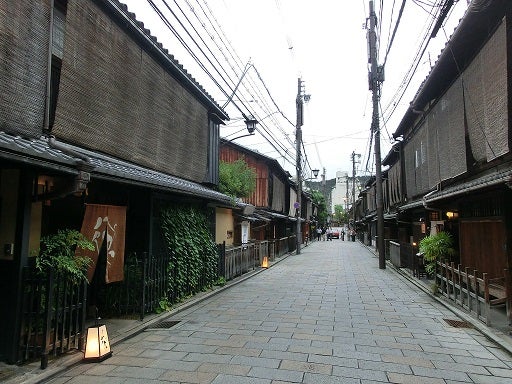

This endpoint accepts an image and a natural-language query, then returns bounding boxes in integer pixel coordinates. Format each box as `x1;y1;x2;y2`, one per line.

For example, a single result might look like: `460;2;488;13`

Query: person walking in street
316;226;322;241
326;227;332;241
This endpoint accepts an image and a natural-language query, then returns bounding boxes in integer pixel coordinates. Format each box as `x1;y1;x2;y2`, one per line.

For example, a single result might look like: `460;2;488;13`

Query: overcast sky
121;0;468;180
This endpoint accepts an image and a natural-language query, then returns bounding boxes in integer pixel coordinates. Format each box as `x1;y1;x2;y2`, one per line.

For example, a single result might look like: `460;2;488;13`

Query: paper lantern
84;322;112;362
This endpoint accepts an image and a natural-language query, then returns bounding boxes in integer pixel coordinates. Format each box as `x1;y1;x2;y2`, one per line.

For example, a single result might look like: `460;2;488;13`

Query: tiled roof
0;131;231;204
423;169;512;204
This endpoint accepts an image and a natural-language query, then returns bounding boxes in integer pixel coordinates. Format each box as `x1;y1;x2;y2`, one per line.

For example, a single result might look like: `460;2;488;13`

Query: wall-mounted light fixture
245;118;257;134
303;169;319;181
227;116;258;142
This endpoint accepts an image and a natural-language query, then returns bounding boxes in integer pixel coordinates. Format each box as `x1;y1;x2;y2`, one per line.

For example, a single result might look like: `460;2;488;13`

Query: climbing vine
160;204;218;303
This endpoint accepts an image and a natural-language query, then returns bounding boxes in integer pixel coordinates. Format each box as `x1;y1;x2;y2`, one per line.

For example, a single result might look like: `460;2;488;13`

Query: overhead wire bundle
138;0;312;174
360;0;463;176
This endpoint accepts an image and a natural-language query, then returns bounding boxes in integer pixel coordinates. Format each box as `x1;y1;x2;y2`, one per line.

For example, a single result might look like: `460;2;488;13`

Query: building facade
0;0;231;364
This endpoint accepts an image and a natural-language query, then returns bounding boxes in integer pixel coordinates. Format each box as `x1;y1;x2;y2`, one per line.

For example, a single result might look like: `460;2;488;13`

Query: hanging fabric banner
79;204;127;283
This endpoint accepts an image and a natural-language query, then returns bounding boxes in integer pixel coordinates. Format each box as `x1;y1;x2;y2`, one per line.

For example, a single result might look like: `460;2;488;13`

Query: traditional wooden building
374;0;512;279
220;139;309;244
0;0;231;364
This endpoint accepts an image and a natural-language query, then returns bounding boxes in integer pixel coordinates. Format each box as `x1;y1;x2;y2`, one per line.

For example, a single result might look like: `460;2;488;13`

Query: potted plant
419;231;455;277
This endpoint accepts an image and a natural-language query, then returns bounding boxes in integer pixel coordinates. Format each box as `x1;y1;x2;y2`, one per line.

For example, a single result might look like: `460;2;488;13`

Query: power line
139;0;315;172
381;0;443;124
382;0;407;68
188;0;300;160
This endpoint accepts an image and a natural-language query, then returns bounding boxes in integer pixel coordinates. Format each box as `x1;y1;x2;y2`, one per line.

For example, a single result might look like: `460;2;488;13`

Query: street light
227;116;258;142
245;117;257;134
221;60;259;142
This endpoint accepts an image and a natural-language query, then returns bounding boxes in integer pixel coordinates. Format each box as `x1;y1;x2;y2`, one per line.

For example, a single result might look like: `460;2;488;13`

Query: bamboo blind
0;0;50;137
465;19;508;163
52;1;209;182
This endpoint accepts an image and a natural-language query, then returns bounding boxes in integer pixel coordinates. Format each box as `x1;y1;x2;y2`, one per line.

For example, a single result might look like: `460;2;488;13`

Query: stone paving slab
5;240;512;383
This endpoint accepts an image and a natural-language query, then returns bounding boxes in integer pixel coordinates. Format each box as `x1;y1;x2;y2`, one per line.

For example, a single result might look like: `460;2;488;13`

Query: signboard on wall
241;221;249;244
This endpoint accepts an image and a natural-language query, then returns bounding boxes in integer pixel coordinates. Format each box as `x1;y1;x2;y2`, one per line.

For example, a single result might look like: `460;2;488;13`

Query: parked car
330;227;341;239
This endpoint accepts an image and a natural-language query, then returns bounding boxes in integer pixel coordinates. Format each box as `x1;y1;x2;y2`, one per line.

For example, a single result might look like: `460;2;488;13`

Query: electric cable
382;0;407;69
141;0;315;173
382;0;442;124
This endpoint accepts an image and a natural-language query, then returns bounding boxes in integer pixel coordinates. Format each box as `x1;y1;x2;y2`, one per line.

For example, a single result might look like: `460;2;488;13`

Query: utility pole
295;78;304;254
368;0;385;269
351;151;360;230
321;167;326;207
345;177;349;212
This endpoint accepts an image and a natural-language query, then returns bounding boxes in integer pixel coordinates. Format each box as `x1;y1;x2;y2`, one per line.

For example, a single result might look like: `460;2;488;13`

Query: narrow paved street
47;241;512;383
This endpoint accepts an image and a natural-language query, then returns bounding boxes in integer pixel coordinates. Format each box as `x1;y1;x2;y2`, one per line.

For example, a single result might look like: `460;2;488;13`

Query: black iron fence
99;252;170;320
19;265;87;368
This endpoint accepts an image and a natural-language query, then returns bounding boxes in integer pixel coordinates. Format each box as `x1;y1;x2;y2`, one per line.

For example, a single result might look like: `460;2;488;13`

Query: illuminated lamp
262;256;269;268
446;211;454;219
84;316;112;362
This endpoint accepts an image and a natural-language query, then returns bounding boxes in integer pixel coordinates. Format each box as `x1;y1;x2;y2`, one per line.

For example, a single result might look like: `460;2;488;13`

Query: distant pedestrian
341;229;345;241
326;227;332;241
316;227;322;241
321;226;326;241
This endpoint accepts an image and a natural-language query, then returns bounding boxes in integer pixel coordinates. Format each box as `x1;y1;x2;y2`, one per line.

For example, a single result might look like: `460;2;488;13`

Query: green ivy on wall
161;204;218;303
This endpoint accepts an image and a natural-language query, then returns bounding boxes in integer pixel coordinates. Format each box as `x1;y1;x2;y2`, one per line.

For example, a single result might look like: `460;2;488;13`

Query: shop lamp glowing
262;256;269;268
84;317;112;362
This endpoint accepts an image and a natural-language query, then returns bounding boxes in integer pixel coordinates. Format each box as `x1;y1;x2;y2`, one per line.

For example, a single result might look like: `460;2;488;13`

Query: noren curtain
79;204;127;284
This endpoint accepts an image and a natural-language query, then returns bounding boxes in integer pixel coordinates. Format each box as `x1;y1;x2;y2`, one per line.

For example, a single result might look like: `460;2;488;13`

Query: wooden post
439;262;445;296
451;262;457;303
483;272;491;325
445;262;451;300
505;269;511;326
465;267;471;311
474;270;480;320
457;264;462;306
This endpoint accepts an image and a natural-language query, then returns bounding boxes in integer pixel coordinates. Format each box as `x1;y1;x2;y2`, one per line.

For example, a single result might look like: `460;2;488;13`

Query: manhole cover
444;318;473;328
148;320;180;329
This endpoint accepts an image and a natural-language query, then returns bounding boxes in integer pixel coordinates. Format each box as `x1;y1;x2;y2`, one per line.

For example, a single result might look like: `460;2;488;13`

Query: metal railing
100;252;174;320
19;265;87;368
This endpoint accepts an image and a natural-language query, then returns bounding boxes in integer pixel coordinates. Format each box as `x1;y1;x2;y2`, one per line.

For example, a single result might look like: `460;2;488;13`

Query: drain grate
444;318;473;328
149;320;181;329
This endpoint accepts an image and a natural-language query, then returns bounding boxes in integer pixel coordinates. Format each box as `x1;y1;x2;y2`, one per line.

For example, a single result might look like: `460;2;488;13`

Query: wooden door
460;219;507;278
